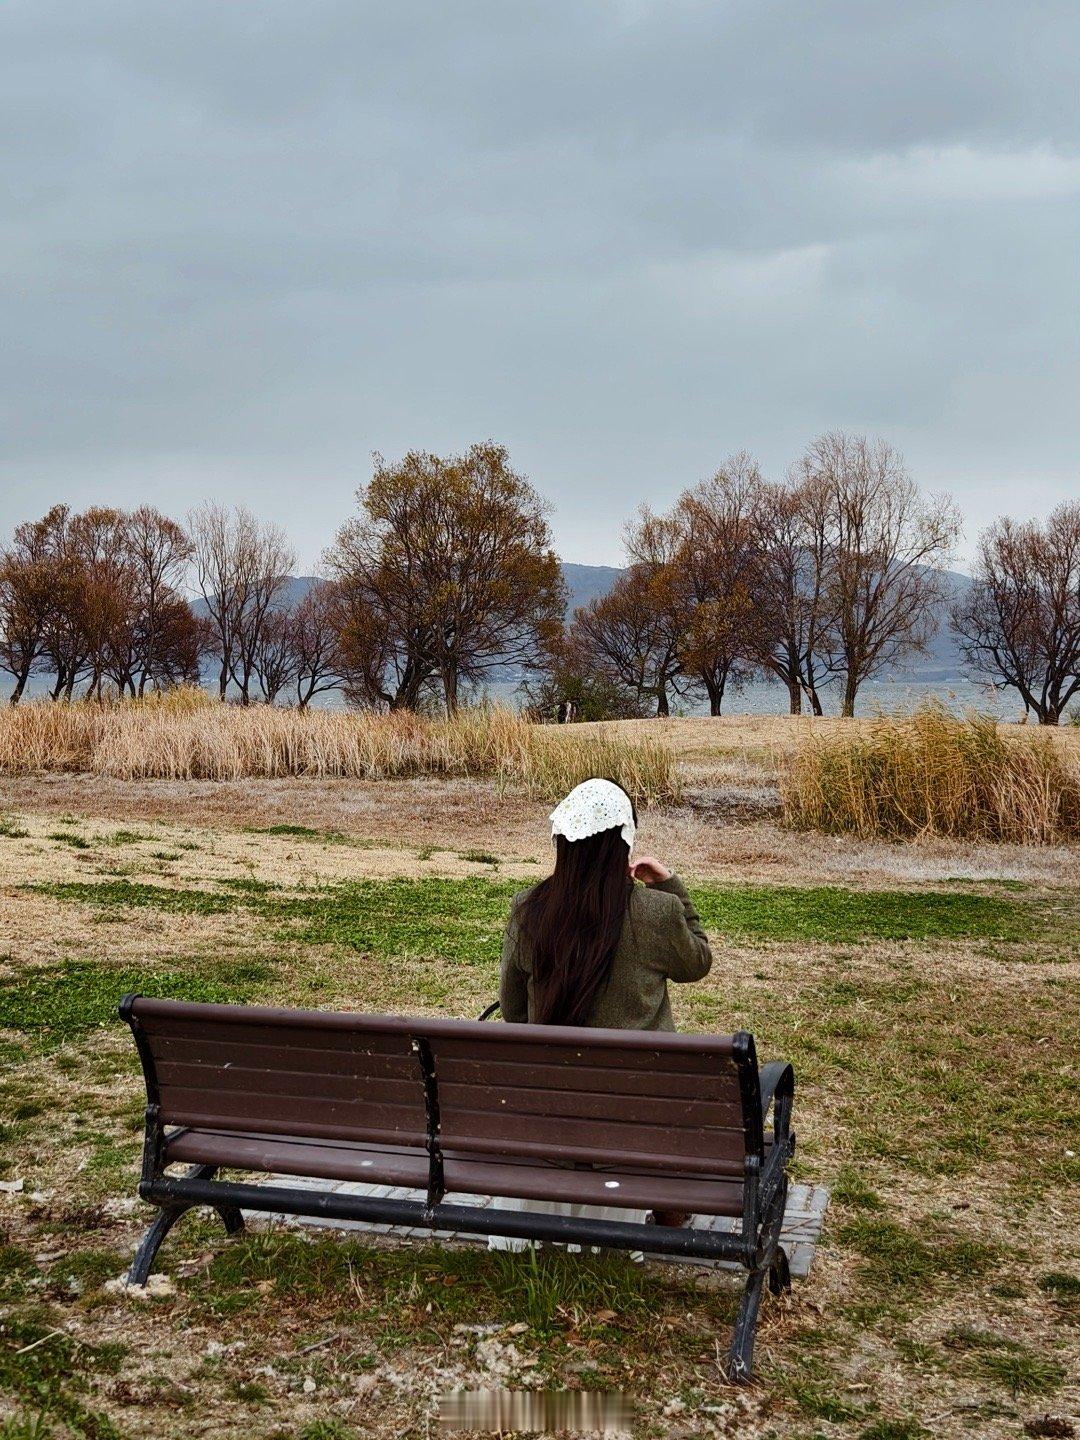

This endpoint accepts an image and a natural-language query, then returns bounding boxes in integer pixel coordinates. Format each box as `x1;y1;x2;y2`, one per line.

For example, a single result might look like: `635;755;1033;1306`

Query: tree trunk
787;678;802;715
842;673;858;717
655;686;669;717
217;662;229;701
443;664;459;713
9;663;31;705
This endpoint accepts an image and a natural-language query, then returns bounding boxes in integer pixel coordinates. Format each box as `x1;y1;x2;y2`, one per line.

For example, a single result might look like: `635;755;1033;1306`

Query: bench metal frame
120;994;795;1381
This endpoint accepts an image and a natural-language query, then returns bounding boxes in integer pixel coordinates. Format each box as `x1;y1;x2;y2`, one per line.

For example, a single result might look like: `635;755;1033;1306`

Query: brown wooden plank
132;999;742;1058
429;1035;733;1075
442;1157;744;1217
158;1086;424;1137
156;1061;422;1109
438;1081;741;1129
141;1016;414;1057
166;1130;429;1188
163;1130;745;1217
416;1014;739;1058
438;1107;745;1164
436;1056;738;1102
429;1130;744;1177
150;1036;419;1081
158;1110;427;1147
134;998;416;1039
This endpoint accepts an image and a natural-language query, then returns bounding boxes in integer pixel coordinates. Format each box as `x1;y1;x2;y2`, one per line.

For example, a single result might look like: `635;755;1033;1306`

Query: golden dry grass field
0;713;1077;1440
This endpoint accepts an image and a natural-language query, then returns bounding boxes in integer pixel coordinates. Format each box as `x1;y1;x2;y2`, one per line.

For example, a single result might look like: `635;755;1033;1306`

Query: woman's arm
498;908;530;1022
649;873;713;982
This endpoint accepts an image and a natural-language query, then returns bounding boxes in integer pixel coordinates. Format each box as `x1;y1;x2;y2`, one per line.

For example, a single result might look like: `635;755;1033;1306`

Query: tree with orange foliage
0;506;70;703
330;444;564;712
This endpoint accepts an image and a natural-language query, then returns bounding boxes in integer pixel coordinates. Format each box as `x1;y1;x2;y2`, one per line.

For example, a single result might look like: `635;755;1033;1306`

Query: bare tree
252;611;300;704
291;581;344;708
191;503;238;700
3;504;206;703
190;504;295;703
63;507;145;698
953;501;1080;724
572;566;684;716
36;506;104;701
751;469;836;714
125;508;194;695
229;518;296;705
148;595;211;689
805;433;960;716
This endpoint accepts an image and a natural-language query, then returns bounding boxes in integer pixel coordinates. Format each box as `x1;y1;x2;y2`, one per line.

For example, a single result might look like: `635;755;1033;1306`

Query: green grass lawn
0;870;1076;1438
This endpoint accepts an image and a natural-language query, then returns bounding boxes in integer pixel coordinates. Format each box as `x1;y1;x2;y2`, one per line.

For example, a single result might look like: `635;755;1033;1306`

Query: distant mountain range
257;562;973;681
236;564;625;621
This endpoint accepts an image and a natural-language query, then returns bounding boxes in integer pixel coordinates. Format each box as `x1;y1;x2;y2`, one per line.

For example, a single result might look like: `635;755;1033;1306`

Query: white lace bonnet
549;778;636;852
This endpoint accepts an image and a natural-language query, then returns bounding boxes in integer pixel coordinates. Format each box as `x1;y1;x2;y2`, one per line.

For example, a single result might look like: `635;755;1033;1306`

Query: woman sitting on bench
494;777;713;1240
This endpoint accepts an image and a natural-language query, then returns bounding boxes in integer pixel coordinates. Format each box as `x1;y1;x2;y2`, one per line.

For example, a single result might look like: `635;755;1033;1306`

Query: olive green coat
498;874;712;1032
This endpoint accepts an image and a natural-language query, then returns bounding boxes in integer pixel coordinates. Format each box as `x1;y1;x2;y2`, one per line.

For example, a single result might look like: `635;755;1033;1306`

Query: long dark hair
517;817;635;1026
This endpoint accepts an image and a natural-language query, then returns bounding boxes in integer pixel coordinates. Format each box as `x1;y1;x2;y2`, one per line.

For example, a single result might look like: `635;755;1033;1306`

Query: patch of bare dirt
3;774;1078;888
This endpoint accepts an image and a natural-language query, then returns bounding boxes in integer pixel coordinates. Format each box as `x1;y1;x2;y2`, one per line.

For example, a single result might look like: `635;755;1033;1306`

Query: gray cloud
2;0;1077;567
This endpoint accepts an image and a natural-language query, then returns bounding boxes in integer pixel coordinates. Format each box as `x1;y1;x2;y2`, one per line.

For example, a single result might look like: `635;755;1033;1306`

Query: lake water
482;676;1029;720
12;672;1037;720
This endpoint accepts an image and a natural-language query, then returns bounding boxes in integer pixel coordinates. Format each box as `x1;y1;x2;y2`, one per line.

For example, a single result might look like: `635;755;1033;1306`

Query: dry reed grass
0;693;680;804
781;703;1080;844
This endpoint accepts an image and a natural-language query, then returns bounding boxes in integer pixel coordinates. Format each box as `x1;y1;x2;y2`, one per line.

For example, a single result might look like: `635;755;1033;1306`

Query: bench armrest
759;1060;794;1143
477;1001;501;1022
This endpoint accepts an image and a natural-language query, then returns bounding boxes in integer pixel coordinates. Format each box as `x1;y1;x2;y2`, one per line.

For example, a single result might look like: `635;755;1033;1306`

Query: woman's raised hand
629;855;672;885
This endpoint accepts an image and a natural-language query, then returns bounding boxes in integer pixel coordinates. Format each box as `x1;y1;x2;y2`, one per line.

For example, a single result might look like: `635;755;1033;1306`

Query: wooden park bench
118;995;795;1380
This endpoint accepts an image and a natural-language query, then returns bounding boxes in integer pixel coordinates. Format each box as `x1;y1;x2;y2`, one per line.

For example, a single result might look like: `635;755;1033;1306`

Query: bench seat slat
167;1130;430;1189
164;1129;745;1217
444;1157;744;1217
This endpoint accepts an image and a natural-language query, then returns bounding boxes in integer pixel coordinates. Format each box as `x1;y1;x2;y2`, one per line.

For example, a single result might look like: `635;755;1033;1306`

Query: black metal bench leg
729;1263;768;1382
728;1172;790;1382
215;1202;245;1236
127;1164;243;1285
728;1239;792;1381
128;1204;187;1286
769;1246;791;1297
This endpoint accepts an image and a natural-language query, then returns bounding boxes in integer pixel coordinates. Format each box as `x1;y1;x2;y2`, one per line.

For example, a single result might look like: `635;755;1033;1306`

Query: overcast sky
2;1;1077;570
